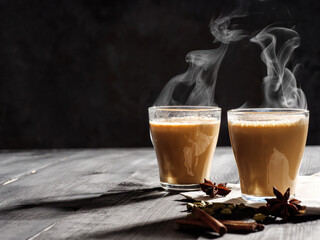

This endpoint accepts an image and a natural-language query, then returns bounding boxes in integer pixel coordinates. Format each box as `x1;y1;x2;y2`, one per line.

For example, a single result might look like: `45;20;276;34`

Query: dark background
0;0;319;149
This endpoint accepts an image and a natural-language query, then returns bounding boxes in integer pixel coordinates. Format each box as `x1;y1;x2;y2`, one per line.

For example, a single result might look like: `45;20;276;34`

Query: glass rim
148;105;221;112
227;108;309;115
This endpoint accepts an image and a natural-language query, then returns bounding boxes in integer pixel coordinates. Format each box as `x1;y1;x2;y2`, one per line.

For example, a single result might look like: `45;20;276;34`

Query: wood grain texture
0;147;319;240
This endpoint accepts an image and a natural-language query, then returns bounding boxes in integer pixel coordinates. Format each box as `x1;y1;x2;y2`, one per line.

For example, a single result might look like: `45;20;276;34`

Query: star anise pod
200;179;231;198
257;187;303;221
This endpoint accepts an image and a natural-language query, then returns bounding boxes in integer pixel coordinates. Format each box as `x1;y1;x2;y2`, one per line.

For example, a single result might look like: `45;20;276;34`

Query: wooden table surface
1;147;320;240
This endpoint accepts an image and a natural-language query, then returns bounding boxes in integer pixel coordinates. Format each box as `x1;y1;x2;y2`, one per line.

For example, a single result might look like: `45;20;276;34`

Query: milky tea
228;109;309;199
149;107;221;191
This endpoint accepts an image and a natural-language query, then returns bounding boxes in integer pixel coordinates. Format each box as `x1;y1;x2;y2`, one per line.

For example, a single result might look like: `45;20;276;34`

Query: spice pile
176;179;306;236
177;202;264;236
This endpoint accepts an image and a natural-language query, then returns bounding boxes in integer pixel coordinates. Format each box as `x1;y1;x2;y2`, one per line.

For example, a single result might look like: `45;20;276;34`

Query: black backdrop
0;0;319;149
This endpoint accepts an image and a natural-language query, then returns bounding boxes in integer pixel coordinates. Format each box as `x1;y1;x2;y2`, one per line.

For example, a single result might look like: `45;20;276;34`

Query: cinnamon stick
221;220;264;232
192;207;227;236
176;218;264;233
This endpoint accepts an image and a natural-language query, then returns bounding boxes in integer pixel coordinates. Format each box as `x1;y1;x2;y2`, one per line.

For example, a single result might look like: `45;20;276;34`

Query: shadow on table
0;186;178;219
75;217;220;240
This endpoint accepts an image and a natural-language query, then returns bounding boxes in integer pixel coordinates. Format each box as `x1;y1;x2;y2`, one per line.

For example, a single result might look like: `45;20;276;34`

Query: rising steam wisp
154;9;247;106
251;27;307;109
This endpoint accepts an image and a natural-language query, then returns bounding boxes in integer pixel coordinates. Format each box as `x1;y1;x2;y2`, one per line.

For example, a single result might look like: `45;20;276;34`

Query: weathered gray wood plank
0;149;154;205
0;149;156;239
299;146;320;175
26;163;190;240
0;150;107;185
211;147;239;183
0;147;319;240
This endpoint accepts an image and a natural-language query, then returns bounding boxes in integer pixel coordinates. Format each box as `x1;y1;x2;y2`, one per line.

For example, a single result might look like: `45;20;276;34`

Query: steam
154;4;307;110
250;27;307;109
154;10;247;106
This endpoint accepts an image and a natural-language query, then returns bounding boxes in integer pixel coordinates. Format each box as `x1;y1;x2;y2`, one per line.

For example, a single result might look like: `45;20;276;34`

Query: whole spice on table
200;179;231;198
177;218;264;233
256;187;304;221
192;207;227;236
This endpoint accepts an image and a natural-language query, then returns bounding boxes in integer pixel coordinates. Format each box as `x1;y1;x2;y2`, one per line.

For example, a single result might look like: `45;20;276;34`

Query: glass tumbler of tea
228;108;309;201
148;106;221;191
